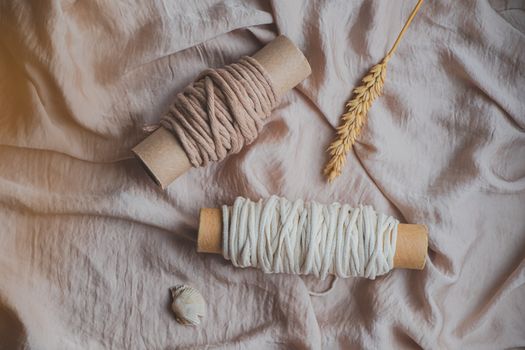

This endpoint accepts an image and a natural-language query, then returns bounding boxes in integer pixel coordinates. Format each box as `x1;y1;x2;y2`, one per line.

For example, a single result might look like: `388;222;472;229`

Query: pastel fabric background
1;0;524;348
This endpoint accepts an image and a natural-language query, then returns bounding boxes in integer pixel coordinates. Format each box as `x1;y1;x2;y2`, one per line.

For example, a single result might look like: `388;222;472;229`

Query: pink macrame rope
161;56;277;167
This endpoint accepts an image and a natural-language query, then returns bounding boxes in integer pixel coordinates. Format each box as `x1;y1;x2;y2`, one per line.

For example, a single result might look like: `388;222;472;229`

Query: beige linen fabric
0;0;524;349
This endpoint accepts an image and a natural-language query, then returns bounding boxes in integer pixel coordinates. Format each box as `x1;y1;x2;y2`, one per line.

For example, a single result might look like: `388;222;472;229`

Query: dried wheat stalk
324;0;423;182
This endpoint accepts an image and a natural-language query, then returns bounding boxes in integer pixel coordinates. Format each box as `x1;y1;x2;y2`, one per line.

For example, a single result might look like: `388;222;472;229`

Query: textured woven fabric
0;0;524;349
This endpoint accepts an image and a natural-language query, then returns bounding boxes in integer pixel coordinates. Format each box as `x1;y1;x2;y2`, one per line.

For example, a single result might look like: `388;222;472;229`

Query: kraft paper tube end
197;208;223;254
132;127;192;189
252;35;311;97
393;224;428;270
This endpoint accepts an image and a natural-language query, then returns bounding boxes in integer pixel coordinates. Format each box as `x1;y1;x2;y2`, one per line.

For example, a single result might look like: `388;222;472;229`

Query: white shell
170;285;206;326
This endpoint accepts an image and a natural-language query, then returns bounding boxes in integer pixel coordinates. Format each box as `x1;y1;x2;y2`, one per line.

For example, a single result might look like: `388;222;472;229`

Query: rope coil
161;56;277;167
222;196;399;280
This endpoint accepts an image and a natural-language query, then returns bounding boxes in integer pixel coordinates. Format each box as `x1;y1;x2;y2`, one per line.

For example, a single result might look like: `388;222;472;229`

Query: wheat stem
386;0;424;61
324;0;423;182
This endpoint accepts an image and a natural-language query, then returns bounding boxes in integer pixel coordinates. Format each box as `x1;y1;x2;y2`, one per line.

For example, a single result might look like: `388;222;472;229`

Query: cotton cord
222;196;399;280
160;56;277;167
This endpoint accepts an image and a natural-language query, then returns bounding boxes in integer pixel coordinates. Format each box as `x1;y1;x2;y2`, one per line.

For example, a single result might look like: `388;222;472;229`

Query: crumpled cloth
0;0;524;349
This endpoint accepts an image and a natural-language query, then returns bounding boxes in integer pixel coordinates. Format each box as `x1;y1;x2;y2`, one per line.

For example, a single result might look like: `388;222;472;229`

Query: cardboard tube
197;208;428;270
132;127;191;187
132;35;311;189
251;35;312;98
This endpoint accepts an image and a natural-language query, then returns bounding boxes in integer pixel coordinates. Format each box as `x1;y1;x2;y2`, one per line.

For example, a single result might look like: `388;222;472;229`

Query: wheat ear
324;0;423;182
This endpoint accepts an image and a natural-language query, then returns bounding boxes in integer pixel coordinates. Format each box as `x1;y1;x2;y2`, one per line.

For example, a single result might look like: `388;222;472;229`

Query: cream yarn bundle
222;196;399;280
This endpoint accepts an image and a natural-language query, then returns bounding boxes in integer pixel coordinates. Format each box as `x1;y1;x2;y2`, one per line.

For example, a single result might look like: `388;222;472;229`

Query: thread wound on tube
161;57;277;168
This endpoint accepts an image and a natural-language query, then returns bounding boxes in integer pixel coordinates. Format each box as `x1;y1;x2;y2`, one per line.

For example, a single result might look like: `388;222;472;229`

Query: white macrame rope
222;196;399;280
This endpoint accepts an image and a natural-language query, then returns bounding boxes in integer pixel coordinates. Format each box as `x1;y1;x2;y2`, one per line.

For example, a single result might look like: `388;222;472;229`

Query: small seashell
170;285;206;326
